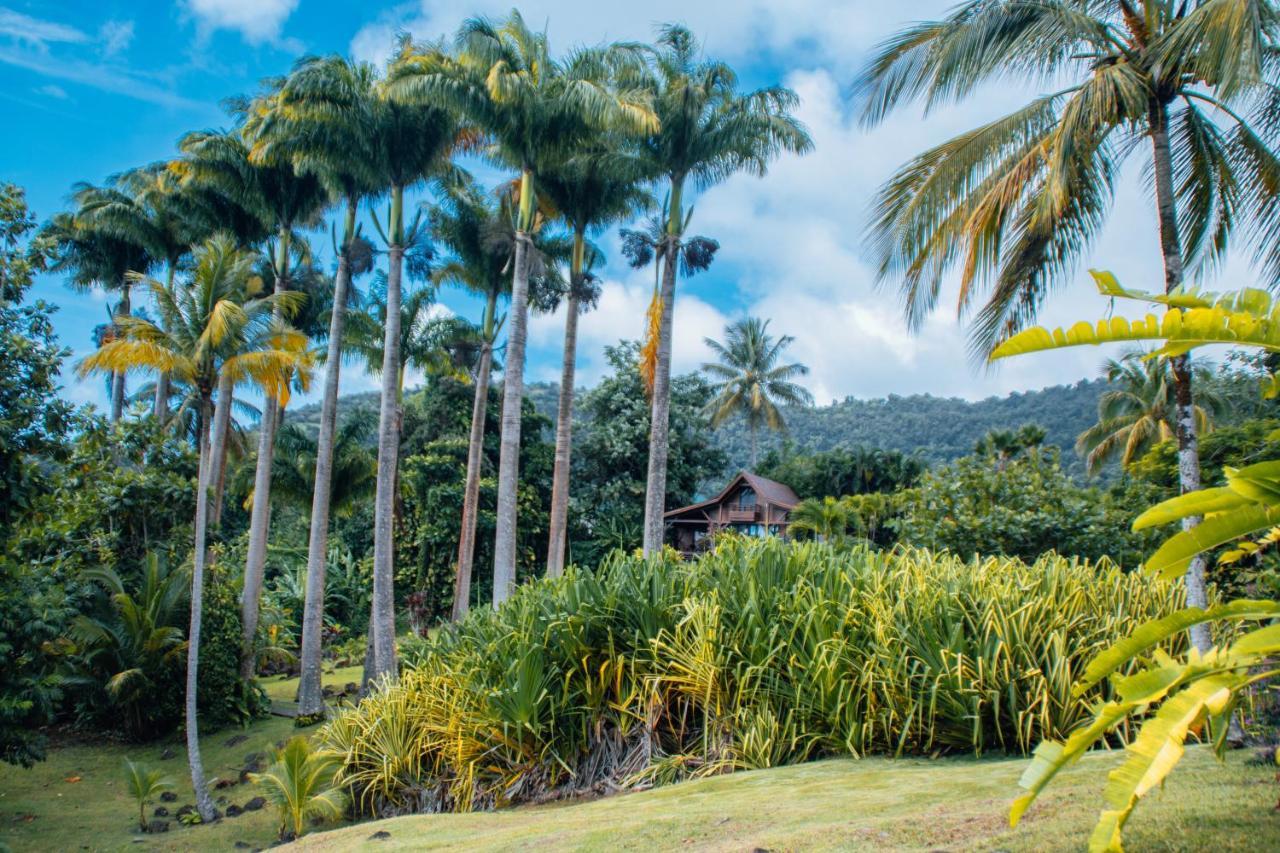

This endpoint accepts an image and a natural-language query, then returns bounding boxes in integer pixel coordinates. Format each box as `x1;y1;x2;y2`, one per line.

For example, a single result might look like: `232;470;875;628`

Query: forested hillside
291;378;1108;476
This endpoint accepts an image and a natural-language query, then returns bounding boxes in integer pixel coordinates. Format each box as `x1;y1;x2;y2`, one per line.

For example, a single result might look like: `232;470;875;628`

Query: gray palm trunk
1149;97;1210;654
369;243;405;679
296;246;354;717
154;264;176;423
452;290;497;621
186;391;221;822
492;233;533;605
208;369;234;526
642;242;677;556
545;289;580;577
110;282;131;423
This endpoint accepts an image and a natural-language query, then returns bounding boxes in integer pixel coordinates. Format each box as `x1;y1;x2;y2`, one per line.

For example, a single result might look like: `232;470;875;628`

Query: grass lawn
0;665;363;853
293;746;1279;853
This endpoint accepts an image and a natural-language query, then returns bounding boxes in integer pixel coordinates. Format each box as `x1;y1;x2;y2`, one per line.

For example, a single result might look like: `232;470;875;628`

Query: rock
153;807;169;818
215;778;236;789
344;682;359;696
159;748;176;761
242;797;266;812
223;733;248;748
159;791;178;803
145;820;170;834
226;804;243;818
234;843;252;849
321;686;335;698
244;751;266;765
368;830;392;840
175;805;195;820
216;796;228;806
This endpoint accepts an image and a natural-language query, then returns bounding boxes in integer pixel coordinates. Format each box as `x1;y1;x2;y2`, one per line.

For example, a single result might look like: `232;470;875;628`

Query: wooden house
664;471;800;556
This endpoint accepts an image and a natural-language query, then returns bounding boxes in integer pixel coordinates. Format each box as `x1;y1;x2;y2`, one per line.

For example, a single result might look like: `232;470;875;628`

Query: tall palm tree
387;12;656;605
259;410;377;517
1078;350;1221;475
701;317;814;467
176;120;330;680
537;148;651;576
859;1;1280;650
636;24;812;556
78;236;310;823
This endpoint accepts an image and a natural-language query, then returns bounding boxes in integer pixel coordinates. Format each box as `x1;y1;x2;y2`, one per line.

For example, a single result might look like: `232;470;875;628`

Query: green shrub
196;568;267;730
323;538;1184;816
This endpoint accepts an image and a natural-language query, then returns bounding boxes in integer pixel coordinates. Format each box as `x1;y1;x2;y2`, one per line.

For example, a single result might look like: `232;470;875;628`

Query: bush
196;567;267;730
323;538;1184;816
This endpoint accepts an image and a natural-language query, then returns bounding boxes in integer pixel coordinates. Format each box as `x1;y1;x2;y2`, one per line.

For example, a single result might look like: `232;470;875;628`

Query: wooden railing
725;508;757;523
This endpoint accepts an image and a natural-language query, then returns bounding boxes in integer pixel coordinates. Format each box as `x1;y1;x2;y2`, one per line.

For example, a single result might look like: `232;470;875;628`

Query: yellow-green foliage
249;735;346;840
323;539;1183;817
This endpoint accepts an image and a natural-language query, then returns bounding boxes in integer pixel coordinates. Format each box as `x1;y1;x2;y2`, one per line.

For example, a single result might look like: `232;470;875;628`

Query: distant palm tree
79;236;311;823
636;24;812;556
1078;351;1220;475
788;496;851;543
388;12;657;605
702;317;814;467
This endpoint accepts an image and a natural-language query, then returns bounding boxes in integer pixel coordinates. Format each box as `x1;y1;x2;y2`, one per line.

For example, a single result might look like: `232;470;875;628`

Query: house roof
664;471;800;519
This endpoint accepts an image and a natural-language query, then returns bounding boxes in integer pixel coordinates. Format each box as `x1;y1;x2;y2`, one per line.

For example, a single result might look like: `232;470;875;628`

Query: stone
344;682;359;696
215;778;236;789
368;830;392;840
153;807;169;818
159;748;176;761
242;797;266;812
223;733;248;748
145;820;170;834
159;792;177;803
225;804;243;818
175;805;195;820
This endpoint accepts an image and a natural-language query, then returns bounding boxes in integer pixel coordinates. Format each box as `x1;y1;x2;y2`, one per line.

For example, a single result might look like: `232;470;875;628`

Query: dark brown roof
664;471;800;519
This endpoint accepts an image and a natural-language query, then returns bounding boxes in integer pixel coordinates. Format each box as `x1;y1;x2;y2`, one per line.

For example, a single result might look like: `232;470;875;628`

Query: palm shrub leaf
250;735;346;840
123;759;174;831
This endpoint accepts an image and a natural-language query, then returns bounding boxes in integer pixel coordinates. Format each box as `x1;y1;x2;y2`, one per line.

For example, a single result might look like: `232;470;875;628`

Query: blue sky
3;1;1248;413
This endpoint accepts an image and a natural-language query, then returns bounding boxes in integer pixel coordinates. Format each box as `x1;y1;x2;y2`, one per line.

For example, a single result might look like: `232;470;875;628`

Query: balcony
725;508;757;523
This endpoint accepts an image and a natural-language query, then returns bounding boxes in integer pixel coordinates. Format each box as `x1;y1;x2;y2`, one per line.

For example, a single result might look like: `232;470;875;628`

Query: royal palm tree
1078;350;1220;475
859;1;1280;648
701;317;813;467
636;24;812;556
537;148;651;576
387;12;656;605
78;236;310;823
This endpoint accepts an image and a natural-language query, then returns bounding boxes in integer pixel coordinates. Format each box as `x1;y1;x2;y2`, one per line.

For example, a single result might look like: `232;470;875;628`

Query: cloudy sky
2;1;1254;411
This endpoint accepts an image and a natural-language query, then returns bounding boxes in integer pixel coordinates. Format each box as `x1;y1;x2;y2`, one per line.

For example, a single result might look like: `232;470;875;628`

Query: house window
737;488;756;510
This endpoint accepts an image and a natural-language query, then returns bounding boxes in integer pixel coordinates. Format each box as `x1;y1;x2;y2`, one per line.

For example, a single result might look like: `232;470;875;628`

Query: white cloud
183;0;299;45
98;20;134;57
0;7;88;48
35;82;67;99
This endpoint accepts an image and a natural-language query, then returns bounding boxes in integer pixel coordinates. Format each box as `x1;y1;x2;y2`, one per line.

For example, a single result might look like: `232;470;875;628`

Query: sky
1;1;1258;413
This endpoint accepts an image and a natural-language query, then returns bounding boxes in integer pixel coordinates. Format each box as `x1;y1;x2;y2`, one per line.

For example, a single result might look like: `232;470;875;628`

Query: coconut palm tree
536;148;651;576
78;236;310;823
387;12;656;605
1078;350;1221;475
701;317;814;468
636;24;812;556
788;496;852;544
859;1;1280;649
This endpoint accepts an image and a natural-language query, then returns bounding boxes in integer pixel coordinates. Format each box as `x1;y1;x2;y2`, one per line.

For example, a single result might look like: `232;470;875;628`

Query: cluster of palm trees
53;10;809;820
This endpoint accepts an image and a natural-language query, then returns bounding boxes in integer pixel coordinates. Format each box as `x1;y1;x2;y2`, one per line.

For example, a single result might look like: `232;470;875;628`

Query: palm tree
1078;350;1220;475
175;123;329;679
788;496;852;544
537;148;651;576
387;12;656;605
636;24;812;556
859;1;1280;650
78;236;310;823
701;317;813;467
261;411;377;516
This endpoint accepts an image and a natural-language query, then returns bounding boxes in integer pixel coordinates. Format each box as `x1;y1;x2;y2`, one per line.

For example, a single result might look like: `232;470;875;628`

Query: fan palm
387;11;657;605
78;236;311;822
1078;350;1220;475
635;24;812;556
859;1;1280;645
537;147;652;576
702;317;814;467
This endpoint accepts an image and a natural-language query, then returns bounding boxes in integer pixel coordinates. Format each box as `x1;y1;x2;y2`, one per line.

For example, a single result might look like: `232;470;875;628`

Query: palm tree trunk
642;179;683;556
110;281;131;423
493;234;531;605
546;231;586;578
186;391;219;822
452;289;497;621
208;370;234;526
154;263;175;423
296;204;356;717
750;425;758;470
1149;97;1210;654
370;187;406;679
239;228;291;681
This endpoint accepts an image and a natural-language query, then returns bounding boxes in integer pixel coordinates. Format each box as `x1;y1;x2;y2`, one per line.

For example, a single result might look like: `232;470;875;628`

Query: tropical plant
989;275;1280;851
701;317;814;466
388;11;657;606
787;496;852;543
859;1;1280;651
78;236;311;821
122;759;174;831
323;538;1181;817
249;735;346;841
635;24;812;556
1078;350;1221;474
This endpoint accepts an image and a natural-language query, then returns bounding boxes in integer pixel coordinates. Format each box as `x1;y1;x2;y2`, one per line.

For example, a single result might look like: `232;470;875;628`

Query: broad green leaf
1144;505;1280;579
1131;487;1246;529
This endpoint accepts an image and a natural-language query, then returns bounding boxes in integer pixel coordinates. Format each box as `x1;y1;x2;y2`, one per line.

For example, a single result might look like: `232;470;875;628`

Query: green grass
291;747;1277;852
0;666;363;853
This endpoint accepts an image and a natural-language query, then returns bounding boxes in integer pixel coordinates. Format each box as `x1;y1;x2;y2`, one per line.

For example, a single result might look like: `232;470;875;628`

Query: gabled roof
664;471;800;519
